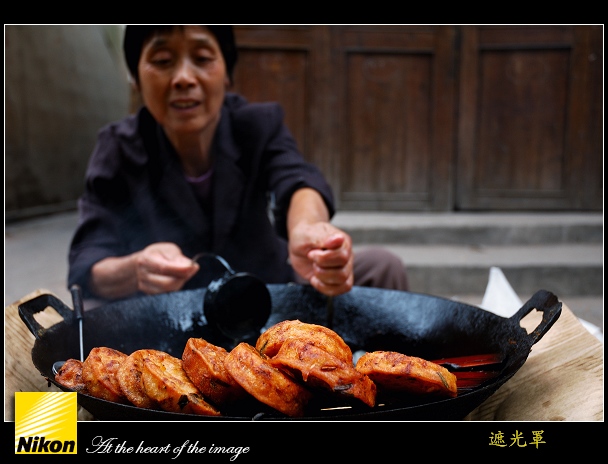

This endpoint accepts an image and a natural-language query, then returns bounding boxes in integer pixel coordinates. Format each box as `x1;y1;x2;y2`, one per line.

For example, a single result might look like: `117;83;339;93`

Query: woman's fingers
136;243;200;293
309;272;354;296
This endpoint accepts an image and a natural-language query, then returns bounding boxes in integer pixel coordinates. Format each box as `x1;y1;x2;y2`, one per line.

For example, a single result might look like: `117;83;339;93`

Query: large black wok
18;284;561;421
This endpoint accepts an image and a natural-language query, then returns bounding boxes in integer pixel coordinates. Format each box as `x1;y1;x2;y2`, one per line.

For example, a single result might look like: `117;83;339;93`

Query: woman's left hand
288;221;354;296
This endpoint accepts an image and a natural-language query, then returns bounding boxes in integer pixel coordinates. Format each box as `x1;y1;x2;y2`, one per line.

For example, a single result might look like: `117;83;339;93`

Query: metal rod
70;284;85;362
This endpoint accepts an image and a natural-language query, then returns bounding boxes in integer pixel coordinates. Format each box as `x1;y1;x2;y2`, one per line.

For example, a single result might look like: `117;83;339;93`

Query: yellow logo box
14;392;78;454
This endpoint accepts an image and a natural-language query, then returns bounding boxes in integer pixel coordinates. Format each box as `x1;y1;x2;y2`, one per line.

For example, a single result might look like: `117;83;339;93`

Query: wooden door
232;25;335;191
233;25;457;211
330;25;457;211
456;25;603;210
232;25;602;212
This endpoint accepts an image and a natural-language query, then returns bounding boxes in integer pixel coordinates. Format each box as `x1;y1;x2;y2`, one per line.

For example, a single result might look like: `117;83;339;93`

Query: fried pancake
182;338;247;406
224;342;312;417
54;358;86;392
140;350;221;416
82;347;129;403
117;349;159;409
355;351;458;398
256;319;353;363
270;338;376;407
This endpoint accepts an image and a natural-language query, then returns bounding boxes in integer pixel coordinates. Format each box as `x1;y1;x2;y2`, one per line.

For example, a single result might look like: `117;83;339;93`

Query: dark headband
122;25;238;83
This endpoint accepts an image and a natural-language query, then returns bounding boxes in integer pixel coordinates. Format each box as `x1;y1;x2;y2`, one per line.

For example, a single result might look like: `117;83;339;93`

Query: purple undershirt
185;168;213;205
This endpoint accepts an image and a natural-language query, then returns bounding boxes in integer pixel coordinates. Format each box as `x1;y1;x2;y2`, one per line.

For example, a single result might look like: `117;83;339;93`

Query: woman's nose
172;60;197;88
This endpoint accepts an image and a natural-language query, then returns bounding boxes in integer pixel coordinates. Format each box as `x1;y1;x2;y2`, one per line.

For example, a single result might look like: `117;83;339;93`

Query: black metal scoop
194;253;271;342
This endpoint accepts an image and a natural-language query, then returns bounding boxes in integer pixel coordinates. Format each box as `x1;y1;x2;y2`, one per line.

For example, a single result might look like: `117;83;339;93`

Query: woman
68;25;408;304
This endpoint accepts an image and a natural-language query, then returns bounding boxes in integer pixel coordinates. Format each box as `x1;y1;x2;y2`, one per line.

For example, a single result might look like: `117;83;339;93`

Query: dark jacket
68;93;335;300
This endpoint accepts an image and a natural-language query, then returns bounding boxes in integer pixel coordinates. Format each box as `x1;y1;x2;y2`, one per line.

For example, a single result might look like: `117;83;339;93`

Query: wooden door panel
477;49;569;192
344;53;432;195
232;26;312;162
232;26;335;184
566;25;603;210
233;49;309;156
334;26;456;210
456;25;602;210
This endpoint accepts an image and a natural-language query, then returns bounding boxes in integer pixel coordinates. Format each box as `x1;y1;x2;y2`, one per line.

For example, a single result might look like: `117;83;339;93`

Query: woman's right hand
134;242;200;294
89;242;199;299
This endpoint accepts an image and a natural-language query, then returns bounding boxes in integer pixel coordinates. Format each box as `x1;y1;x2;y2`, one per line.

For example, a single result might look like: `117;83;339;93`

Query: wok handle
510;289;562;346
18;293;74;340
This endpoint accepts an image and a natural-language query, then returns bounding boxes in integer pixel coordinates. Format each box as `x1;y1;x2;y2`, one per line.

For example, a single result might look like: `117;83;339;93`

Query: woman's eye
195;54;213;64
149;52;173;66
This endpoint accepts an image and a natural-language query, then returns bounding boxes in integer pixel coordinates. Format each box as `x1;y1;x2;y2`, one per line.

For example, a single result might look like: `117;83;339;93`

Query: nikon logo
16;436;75;453
14;392;78;454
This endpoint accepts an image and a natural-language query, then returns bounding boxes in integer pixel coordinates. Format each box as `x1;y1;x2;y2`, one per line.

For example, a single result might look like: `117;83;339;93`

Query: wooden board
465;299;603;420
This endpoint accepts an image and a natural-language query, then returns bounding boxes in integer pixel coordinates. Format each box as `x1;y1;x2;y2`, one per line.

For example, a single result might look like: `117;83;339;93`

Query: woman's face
137;26;227;139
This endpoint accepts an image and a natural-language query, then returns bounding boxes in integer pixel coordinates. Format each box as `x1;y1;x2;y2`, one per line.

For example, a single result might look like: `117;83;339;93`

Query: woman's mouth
171;100;199;109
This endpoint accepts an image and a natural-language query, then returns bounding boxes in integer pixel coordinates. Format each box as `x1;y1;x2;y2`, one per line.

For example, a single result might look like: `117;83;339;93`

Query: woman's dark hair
123;25;238;84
